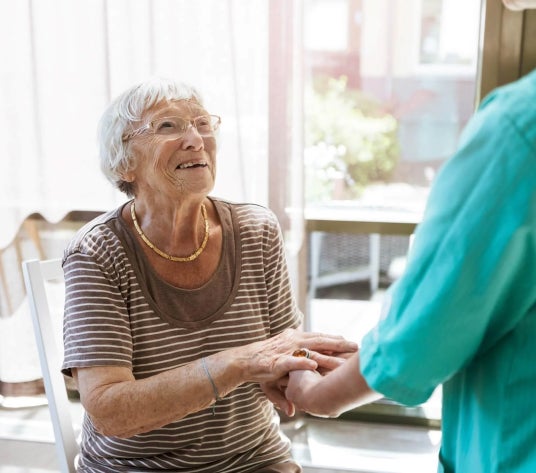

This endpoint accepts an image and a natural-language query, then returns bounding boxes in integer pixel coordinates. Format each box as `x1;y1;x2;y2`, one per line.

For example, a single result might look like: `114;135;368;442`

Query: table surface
305;204;423;236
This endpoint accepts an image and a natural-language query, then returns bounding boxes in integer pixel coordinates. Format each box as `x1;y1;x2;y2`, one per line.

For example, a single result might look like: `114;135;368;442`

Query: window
303;0;481;210
419;0;481;70
302;0;482;426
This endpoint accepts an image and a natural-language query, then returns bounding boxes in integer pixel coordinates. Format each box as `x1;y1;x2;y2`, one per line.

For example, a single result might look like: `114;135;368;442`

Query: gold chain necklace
130;201;210;262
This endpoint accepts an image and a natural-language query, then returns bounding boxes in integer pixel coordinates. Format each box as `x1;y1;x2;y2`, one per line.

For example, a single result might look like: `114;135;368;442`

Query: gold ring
292;348;311;359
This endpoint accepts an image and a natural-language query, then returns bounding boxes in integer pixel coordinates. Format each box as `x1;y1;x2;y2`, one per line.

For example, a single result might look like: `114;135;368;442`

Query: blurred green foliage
305;76;399;202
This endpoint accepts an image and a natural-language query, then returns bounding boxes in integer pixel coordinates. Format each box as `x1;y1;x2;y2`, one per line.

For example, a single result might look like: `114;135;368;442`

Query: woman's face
126;99;217;202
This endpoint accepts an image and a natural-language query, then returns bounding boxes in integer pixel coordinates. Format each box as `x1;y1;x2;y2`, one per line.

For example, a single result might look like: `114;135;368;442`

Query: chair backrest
22;258;78;473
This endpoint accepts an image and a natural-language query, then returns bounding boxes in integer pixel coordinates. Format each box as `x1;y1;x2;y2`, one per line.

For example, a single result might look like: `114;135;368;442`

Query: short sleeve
62;247;133;376
360;90;536;405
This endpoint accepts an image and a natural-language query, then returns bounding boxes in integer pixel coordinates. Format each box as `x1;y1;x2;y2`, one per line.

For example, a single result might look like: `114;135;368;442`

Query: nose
180;124;204;151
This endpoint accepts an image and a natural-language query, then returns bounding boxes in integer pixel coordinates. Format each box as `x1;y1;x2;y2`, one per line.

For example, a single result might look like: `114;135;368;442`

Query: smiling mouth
176;161;208;170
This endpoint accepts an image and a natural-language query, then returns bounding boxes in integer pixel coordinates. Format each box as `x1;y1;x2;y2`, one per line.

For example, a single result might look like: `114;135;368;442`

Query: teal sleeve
360;88;536;406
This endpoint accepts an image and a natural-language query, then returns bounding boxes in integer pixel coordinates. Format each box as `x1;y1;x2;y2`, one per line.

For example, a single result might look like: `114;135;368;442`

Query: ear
122;171;135;183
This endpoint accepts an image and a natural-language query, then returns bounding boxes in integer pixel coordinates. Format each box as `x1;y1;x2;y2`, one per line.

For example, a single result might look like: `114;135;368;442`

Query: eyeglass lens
152;115;219;137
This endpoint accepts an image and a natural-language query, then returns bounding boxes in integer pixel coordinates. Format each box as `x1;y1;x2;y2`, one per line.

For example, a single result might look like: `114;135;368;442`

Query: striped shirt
61;198;302;472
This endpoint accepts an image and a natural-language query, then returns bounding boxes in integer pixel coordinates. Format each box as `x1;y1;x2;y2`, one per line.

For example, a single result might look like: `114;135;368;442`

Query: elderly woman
61;77;356;473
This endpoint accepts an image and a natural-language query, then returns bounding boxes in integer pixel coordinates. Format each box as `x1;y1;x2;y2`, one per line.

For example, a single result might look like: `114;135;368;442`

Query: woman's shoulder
63;204;126;261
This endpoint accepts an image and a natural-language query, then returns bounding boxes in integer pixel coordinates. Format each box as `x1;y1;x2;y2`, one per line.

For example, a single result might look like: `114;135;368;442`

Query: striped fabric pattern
61;199;302;472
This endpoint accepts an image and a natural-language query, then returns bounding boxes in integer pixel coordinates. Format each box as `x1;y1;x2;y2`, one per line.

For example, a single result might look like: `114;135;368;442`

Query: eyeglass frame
122;114;221;142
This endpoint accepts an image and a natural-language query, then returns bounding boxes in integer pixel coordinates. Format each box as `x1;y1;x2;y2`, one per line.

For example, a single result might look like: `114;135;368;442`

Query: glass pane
303;0;481;212
303;0;482;424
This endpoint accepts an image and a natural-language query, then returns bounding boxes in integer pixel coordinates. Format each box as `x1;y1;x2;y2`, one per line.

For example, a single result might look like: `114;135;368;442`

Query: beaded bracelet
201;357;221;415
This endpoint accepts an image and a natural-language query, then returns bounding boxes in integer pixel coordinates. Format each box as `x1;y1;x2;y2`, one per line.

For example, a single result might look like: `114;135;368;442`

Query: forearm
287;352;382;417
76;328;357;437
77;351;247;438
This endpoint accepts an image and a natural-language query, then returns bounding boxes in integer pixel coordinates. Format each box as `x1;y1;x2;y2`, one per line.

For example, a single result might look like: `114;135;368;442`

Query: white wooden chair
22;258;78;473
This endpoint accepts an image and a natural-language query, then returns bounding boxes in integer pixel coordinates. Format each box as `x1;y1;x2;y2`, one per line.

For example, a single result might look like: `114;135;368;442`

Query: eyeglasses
122;114;221;141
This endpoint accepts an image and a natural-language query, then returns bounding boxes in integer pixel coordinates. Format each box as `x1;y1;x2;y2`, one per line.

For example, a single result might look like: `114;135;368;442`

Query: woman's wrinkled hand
237;328;357;384
233;327;356;414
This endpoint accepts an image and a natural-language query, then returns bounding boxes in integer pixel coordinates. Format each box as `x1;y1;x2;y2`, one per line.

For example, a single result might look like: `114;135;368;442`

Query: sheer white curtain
0;0;272;388
0;0;269;249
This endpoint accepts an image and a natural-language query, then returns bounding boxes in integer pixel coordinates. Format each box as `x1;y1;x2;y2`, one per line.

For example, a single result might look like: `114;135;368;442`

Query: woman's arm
285;352;382;418
74;328;357;438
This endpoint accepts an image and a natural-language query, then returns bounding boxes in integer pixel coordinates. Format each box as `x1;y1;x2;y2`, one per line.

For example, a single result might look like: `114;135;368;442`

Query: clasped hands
258;330;357;418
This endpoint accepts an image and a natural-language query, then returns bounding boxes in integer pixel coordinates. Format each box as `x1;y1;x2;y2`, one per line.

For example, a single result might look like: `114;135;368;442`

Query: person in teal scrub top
285;69;536;472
